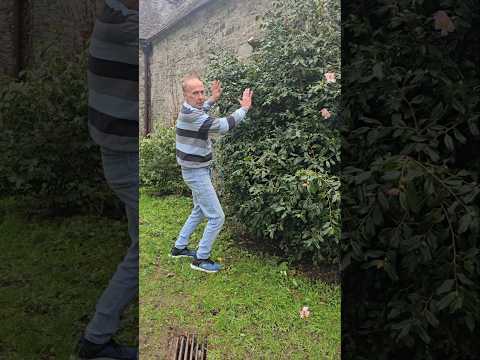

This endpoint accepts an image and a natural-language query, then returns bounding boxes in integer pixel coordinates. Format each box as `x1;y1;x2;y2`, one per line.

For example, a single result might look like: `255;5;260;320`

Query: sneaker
77;337;138;360
170;246;197;258
190;258;223;273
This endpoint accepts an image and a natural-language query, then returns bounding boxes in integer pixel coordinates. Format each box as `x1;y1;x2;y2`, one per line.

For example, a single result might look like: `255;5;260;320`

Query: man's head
182;72;205;109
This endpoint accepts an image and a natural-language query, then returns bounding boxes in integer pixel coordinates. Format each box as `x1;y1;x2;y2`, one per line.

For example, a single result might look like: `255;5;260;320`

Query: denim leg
180;167;225;260
175;191;205;249
84;148;139;344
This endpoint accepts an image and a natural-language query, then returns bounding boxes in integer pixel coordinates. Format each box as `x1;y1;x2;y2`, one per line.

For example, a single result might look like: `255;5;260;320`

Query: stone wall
27;0;100;64
1;0;102;78
140;0;271;131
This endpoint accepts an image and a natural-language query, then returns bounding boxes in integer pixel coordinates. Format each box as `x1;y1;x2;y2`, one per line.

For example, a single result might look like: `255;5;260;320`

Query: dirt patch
140;265;197;359
140;325;177;360
229;226;340;284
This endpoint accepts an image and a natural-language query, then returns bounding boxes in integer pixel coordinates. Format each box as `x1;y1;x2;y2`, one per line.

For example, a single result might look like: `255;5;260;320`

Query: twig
441;203;458;293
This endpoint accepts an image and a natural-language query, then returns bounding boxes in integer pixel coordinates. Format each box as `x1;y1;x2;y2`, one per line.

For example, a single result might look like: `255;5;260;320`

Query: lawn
0;198;138;359
140;194;341;359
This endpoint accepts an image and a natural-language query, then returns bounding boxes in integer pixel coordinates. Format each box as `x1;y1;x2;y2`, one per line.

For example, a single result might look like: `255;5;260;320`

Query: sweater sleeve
202;99;215;112
196;107;248;136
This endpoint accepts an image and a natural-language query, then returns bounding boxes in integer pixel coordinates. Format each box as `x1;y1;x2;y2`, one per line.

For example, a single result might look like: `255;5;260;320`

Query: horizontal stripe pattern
198;117;215;137
89;107;138;137
87;1;138;152
176;149;212;162
176;127;208;141
176;101;248;168
88;122;138;152
89;37;138;65
176;134;210;149
89;89;138;120
88;55;138;82
176;141;211;156
88;71;138;101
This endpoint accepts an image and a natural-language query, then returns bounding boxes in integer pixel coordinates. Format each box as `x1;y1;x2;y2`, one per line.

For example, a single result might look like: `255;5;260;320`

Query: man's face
183;79;206;109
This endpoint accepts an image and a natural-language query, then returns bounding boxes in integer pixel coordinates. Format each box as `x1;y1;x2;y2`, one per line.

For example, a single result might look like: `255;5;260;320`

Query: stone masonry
140;0;272;132
27;0;100;64
1;0;102;78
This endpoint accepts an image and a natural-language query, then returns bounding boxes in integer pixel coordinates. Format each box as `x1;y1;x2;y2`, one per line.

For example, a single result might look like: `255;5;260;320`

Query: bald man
171;73;253;273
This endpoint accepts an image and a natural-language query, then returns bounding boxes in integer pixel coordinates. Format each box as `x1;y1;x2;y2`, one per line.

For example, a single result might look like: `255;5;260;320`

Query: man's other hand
210;80;223;102
240;88;253;110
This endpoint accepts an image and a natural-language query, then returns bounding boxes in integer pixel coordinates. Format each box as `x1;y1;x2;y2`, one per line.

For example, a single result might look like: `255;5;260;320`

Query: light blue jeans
175;166;225;260
85;147;139;344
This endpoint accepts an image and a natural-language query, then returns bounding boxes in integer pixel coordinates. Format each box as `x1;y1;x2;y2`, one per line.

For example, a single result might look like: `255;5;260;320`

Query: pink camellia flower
324;72;336;83
433;10;455;36
300;306;310;319
320;108;331;119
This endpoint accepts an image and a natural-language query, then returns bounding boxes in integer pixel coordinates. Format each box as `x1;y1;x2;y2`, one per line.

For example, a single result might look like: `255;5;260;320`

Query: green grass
140;194;341;359
0;198;138;359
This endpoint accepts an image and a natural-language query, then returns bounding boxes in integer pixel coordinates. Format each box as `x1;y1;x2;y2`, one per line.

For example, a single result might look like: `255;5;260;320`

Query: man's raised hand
210;80;223;102
240;88;253;110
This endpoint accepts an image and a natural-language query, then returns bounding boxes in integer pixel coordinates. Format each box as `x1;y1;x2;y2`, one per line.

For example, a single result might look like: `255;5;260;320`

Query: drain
168;333;207;360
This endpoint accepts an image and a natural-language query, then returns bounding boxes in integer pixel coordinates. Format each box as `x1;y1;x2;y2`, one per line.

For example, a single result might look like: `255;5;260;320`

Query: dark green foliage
207;0;341;264
0;50;116;215
342;1;480;358
139;127;189;196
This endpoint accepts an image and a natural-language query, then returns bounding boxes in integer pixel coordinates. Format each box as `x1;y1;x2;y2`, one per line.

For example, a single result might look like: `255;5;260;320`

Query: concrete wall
140;0;271;131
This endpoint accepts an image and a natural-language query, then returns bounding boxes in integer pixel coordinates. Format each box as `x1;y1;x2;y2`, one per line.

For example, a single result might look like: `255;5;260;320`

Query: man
171;72;253;273
76;0;139;359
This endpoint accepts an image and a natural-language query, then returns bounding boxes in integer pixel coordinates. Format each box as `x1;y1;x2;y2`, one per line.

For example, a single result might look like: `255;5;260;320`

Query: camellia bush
139;127;189;196
206;0;341;265
0;49;117;215
341;1;480;358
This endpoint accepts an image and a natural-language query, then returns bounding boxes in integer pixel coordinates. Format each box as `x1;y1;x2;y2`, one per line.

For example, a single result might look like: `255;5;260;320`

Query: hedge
341;1;480;358
206;0;341;265
0;49;117;216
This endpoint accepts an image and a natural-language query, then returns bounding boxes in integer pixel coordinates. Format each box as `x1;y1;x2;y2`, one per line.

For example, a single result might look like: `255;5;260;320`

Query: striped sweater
88;0;139;152
176;100;248;168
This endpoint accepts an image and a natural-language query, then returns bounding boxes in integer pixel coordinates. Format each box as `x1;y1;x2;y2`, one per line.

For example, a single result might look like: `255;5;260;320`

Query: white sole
190;263;219;273
168;254;194;258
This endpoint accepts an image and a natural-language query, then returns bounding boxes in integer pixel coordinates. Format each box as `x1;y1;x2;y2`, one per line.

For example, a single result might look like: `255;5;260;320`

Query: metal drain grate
168;333;207;360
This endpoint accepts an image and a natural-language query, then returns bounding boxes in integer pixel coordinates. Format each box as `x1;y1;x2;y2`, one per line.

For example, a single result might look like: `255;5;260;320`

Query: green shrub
139;127;188;196
207;0;341;265
342;1;480;358
0;49;117;215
